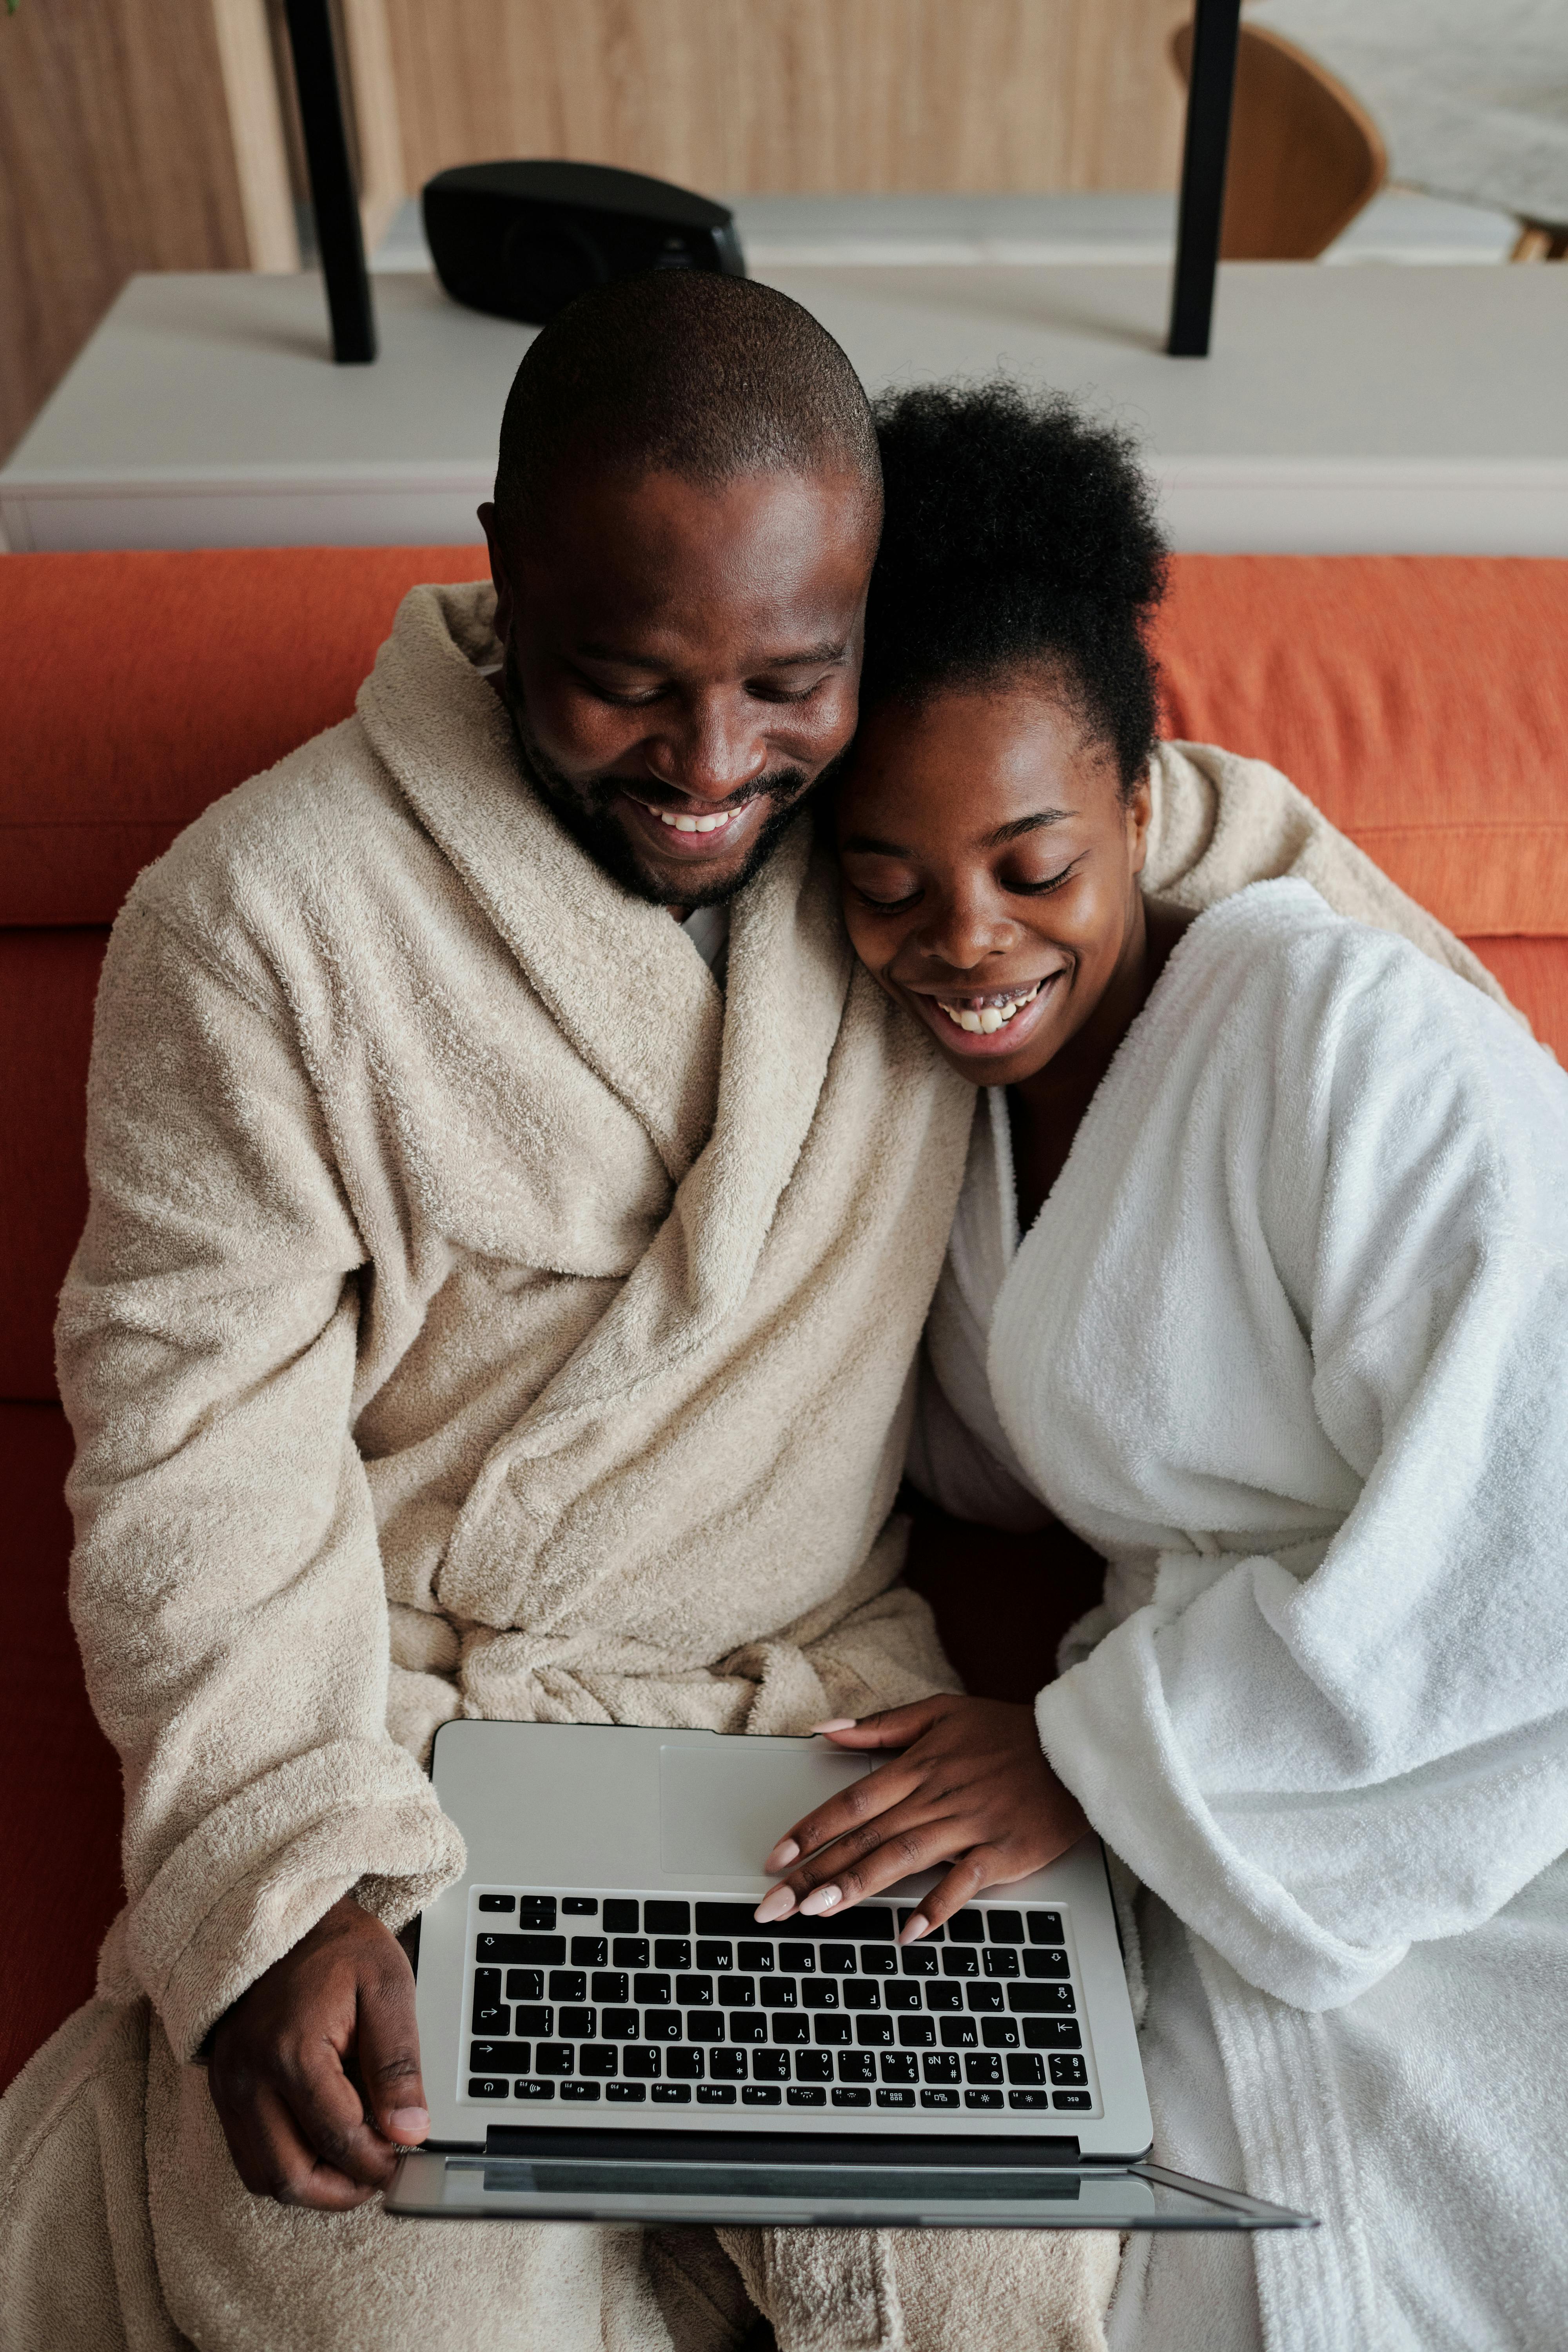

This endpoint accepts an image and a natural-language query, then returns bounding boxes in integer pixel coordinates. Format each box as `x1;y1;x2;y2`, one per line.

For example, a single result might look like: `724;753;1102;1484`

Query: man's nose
642;695;770;805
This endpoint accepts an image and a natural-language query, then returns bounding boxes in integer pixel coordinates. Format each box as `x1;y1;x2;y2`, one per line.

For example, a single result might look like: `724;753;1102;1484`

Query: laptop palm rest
659;1740;869;1877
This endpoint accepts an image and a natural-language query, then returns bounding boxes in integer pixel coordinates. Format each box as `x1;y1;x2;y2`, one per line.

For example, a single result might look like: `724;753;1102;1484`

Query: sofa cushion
0;930;102;1400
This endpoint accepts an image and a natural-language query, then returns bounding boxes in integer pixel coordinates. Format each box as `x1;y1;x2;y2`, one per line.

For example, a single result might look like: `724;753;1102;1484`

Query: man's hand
753;1697;1089;1939
207;1895;428;2209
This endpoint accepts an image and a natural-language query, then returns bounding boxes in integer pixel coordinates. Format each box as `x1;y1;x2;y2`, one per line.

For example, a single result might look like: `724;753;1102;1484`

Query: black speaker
422;160;746;326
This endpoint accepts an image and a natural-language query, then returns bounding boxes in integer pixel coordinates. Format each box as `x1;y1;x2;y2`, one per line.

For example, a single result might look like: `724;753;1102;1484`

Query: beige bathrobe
0;582;1506;2352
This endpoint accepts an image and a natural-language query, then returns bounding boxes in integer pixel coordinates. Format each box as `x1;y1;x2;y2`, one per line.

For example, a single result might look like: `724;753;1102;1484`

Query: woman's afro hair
861;381;1168;794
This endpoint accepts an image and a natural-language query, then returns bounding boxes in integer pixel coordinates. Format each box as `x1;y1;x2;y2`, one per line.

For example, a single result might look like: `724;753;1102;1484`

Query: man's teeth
654;806;735;834
937;982;1043;1035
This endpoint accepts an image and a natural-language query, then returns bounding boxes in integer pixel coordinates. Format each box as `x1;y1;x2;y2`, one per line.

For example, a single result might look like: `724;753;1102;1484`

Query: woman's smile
905;969;1063;1056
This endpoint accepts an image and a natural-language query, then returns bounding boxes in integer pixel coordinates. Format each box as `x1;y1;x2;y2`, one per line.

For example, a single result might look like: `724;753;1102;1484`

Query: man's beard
501;640;830;909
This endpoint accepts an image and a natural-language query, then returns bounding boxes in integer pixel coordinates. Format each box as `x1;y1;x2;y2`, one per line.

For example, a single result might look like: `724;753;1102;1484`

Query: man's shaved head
493;271;881;536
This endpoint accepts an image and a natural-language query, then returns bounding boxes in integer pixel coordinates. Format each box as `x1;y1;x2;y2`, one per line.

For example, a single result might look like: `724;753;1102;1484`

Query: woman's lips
909;972;1061;1056
621;790;763;860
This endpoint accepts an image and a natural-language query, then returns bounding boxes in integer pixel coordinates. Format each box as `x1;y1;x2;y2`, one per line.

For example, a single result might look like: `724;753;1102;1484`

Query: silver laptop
386;1722;1313;2233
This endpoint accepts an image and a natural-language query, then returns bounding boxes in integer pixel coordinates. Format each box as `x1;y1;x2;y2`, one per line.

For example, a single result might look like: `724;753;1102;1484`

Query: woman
755;386;1568;2351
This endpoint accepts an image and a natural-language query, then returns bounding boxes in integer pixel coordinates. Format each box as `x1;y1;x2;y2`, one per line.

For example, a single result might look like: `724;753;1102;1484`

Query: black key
517;1898;557;1931
654;1940;691;1970
549;1971;587;2002
1010;1984;1076;2014
560;2081;600;2102
939;2018;977;2048
737;1943;774;1973
512;2006;554;2038
612;1938;650;1970
981;2019;1019;2049
853;1907;897;1942
760;1980;796;2009
814;2016;851;2046
878;2087;917;2110
900;1950;938;1978
742;2085;782;2106
644;1902;690;1935
966;2089;1003;2111
922;2088;960;2110
983;1948;1019;1978
855;2017;893;2047
1049;2053;1089;2087
558;2007;596;2040
644;2011;682;2042
667;2049;705;2081
591;1971;628;2003
601;2008;639;2041
859;1947;896;1976
1007;2054;1046;2086
779;1945;815;1974
534;2044;573;2076
886;1982;922;2013
697;2085;736;2105
477;2040;530;2077
880;2053;918;2085
603;1900;640;1935
1010;2090;1051;2110
719;1978;756;2008
923;2054;961;2085
677;1976;714;2007
801;1981;839;2010
818;1944;855;1975
949;1911;985;1943
579;2047;617;2078
624;2048;661;2079
572;1938;609;1969
1054;2091;1093;2111
506;1969;544;2003
472;1967;501;2008
966;1985;1004;2013
730;2014;767;2045
986;1910;1025;1945
696;1942;733;1973
925;1984;962;2013
562;1896;598;1915
478;1894;515;1915
653;2083;691;2104
1024;2018;1082;2049
688;2013;724;2043
473;2004;510;2035
837;2052;875;2084
795;2050;833;2083
833;2087;872;2109
753;2049;789;2083
772;2014;809;2045
710;2049;747;2081
634;1974;671;2006
942;1949;979;1978
1024;1949;1071;1980
1027;1910;1065;1945
515;2078;555;2100
468;2076;509;2098
695;1905;756;1935
478;1934;563;1965
843;1982;881;2011
607;2082;646;2103
897;2018;936;2048
788;2086;827;2106
898;1910;942;1941
965;2054;1002;2085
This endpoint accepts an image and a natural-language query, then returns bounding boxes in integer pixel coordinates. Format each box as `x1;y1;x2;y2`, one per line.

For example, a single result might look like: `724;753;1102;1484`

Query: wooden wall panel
0;0;251;466
383;0;1192;198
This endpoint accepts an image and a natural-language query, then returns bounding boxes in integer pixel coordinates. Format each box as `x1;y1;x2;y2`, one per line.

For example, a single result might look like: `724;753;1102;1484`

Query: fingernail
386;2107;429;2138
764;1838;800;1871
754;1885;797;1924
897;1914;929;1945
808;1719;857;1734
799;1885;842;1917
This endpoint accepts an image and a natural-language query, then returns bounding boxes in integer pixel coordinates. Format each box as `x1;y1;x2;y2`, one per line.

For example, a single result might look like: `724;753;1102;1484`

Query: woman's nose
918;893;1019;975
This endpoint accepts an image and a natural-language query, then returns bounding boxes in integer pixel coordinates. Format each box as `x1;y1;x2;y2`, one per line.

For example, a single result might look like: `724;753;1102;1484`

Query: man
0;272;1500;2352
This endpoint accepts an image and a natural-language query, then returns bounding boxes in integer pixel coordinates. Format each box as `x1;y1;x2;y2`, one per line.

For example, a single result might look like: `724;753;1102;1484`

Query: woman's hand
754;1695;1089;1939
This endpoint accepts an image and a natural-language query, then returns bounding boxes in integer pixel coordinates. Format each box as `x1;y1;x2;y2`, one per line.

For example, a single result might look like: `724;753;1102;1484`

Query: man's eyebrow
574;639;848;670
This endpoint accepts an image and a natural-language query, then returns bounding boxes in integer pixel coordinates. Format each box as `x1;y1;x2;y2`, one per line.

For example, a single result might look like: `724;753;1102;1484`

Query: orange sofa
4;546;1566;2095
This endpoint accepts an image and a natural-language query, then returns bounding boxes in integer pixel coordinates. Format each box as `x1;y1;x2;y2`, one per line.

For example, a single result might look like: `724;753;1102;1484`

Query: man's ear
478;502;514;644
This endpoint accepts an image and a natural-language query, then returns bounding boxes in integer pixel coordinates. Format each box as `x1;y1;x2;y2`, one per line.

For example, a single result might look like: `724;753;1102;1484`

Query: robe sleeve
1036;956;1568;2013
57;896;464;2063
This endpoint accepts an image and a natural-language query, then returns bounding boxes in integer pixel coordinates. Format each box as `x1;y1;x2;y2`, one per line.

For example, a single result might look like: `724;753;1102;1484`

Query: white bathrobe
913;881;1568;2352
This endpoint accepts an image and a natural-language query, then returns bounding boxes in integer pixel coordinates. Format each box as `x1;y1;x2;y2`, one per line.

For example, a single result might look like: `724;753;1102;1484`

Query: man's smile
620;789;771;861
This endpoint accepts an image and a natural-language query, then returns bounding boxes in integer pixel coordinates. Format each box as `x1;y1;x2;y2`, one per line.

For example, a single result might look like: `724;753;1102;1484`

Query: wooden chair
1171;19;1387;260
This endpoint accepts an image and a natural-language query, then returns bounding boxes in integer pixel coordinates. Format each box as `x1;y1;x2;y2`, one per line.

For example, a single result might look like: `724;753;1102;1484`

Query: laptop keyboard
461;1893;1094;2116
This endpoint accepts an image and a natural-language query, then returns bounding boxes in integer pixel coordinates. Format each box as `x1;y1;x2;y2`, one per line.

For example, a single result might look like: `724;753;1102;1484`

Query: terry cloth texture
0;581;1500;2352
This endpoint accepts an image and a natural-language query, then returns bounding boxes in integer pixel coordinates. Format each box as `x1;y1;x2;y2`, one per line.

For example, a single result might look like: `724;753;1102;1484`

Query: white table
3;262;1565;556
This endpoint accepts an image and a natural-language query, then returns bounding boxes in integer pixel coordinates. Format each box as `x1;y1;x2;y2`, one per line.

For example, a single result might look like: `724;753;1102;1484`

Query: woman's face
835;676;1151;1087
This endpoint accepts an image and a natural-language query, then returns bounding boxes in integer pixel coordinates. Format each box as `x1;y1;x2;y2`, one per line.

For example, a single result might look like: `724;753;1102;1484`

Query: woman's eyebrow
984;809;1076;847
840;832;912;857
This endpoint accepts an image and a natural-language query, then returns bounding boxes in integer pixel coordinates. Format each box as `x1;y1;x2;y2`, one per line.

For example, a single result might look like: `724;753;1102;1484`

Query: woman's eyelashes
848;857;1083;915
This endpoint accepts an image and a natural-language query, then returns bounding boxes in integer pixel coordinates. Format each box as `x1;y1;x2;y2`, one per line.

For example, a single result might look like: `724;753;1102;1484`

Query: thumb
355;1945;428;2145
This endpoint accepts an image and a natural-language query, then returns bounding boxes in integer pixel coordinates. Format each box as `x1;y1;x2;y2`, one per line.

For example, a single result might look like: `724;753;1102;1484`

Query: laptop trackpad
659;1739;871;1880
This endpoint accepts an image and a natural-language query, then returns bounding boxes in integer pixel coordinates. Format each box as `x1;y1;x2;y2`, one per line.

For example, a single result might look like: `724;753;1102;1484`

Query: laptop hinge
483;2125;1082;2165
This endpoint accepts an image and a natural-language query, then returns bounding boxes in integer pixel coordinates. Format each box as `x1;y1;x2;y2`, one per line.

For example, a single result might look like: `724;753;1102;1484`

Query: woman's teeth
936;982;1043;1036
